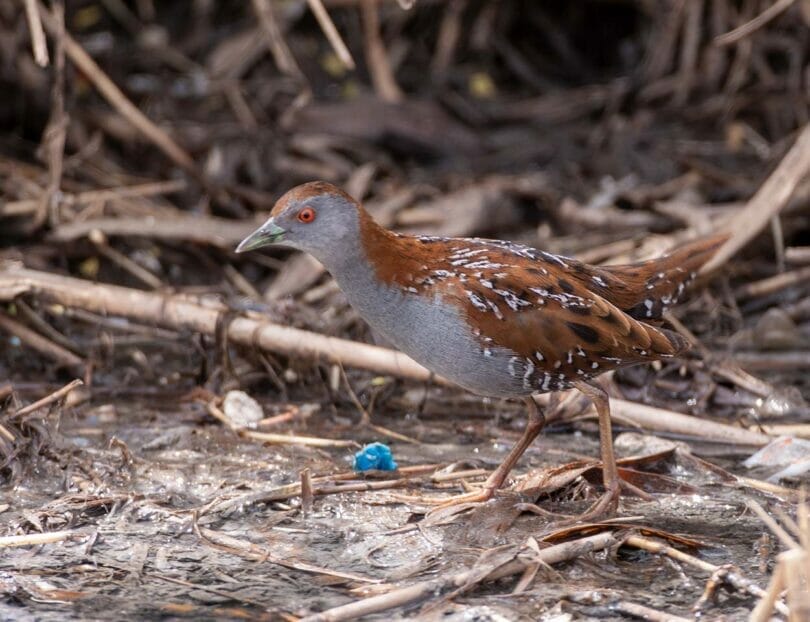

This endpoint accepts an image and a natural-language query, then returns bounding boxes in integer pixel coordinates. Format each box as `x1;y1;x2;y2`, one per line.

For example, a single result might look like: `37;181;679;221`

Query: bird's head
236;182;362;265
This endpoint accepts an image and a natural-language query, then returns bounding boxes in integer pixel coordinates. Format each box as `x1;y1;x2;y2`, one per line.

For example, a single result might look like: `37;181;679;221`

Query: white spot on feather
467;291;488;312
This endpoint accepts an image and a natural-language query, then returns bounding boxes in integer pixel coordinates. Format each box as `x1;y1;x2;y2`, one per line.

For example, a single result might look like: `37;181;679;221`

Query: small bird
237;181;727;518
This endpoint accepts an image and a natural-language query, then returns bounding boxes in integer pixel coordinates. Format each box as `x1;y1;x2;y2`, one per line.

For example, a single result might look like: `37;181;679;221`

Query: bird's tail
577;233;729;321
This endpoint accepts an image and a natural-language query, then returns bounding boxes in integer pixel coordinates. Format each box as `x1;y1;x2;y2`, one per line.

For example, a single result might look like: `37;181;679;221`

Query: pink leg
430;397;545;508
572;380;621;519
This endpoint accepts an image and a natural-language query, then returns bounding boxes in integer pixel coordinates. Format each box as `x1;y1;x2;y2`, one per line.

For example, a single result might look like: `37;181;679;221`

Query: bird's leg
571;380;621;520
428;396;545;508
480;396;546;492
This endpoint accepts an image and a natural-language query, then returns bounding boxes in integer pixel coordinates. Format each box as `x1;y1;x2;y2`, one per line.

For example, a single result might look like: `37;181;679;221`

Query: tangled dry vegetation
2;0;810;620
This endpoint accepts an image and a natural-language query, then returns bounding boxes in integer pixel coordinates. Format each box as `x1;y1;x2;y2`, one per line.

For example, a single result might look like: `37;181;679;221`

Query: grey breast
332;259;528;398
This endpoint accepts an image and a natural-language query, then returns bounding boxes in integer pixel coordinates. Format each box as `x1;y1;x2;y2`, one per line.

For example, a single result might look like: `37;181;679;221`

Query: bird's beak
236;220;286;253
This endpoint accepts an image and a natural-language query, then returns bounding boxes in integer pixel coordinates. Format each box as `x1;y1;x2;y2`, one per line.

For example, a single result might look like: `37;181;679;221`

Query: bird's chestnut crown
235;181;363;267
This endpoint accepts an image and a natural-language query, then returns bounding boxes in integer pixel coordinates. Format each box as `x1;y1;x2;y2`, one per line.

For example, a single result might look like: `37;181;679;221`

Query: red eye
297;207;316;223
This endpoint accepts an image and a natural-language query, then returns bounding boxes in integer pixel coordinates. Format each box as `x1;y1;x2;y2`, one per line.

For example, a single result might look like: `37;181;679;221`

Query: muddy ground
0;388;786;620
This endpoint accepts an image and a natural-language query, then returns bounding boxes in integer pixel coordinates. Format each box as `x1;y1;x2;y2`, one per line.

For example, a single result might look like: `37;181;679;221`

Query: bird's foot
562;479;622;524
404;485;500;520
431;486;498;509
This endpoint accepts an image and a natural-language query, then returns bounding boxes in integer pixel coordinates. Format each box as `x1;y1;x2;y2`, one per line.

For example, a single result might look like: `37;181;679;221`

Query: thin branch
300;532;619;621
252;0;303;78
701;124;810;275
36;2;200;179
361;0;402;101
714;0;797;47
0;266;440;384
0;313;83;369
0;530;79;548
306;0;356;70
8;378;83;419
23;0;49;66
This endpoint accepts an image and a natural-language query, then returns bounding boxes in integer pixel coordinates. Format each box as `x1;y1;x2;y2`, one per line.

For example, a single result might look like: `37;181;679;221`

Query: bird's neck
356;215;425;288
320;210;426;323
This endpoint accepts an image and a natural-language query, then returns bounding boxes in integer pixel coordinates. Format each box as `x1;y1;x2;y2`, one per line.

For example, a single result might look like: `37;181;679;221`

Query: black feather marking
566;321;600;344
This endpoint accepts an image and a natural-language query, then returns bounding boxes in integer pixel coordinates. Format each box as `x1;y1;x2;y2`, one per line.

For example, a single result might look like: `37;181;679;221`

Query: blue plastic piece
353;442;398;471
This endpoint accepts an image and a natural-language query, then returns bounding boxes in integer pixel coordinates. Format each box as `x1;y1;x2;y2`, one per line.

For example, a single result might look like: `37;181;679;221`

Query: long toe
544;480;622;527
575;480;622;523
418;487;499;519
